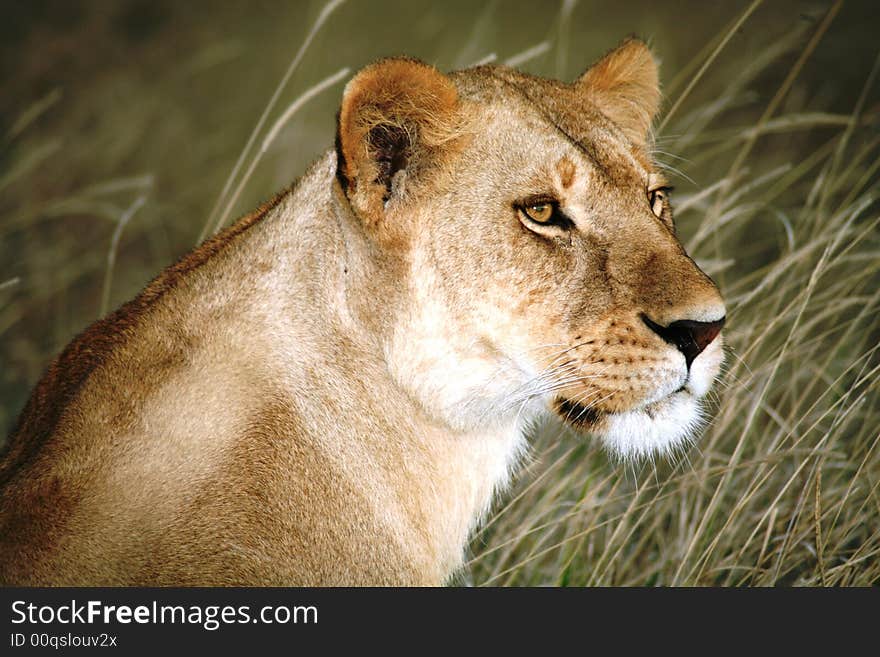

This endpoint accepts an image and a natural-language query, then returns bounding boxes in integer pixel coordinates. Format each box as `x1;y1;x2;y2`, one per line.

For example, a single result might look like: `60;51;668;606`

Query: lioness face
421;91;725;459
337;42;726;460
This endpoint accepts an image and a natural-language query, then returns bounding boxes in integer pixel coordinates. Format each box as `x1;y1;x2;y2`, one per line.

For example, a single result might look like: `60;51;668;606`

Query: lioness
0;39;725;585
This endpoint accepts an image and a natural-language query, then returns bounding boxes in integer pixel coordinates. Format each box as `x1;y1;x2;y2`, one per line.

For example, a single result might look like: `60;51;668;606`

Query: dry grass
2;0;878;586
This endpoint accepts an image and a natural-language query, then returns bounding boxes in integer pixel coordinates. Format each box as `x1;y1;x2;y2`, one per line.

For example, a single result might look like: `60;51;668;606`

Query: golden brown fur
0;39;725;585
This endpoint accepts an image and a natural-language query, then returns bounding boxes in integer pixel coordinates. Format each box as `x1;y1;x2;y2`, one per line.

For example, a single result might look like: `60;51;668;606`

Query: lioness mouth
554;397;603;428
554;389;691;431
553;387;708;460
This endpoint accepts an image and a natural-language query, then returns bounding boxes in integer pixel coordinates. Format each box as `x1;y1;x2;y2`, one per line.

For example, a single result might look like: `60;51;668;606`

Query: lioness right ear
336;58;462;227
576;38;661;148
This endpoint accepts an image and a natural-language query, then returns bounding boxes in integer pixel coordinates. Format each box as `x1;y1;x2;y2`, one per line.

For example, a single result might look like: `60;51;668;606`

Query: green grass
2;0;878;585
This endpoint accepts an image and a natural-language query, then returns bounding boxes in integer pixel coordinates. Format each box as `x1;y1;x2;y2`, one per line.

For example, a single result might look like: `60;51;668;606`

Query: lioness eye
523;203;554;223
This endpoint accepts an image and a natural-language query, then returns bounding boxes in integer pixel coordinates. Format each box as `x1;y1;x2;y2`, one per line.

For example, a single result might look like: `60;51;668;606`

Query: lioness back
0;40;725;586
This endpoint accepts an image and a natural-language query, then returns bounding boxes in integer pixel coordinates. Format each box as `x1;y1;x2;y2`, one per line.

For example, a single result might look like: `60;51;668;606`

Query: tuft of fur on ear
577;38;661;148
336;58;463;225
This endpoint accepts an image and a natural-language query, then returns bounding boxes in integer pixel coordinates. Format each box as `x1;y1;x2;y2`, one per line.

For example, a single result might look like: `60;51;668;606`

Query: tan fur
0;39;725;586
578;37;662;148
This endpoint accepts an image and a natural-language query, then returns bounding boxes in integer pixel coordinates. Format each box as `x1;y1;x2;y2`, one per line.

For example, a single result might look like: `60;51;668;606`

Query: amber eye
649;188;669;218
523;203;554;224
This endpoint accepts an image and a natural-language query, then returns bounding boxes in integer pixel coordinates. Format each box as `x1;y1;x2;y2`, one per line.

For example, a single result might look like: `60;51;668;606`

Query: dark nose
641;314;725;369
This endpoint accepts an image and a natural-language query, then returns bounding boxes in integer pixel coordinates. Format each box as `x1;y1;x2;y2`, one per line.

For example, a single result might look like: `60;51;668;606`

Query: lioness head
335;39;725;460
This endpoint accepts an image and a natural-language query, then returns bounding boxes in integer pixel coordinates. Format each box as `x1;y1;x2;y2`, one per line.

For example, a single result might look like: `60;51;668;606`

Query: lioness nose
641;314;725;369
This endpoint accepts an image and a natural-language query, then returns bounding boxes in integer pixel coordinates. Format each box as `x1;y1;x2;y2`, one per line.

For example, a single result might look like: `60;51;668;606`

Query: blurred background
2;0;878;585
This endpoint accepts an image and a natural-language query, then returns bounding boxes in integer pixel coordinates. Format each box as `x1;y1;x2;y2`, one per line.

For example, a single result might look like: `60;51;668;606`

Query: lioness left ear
576;38;661;148
336;57;462;226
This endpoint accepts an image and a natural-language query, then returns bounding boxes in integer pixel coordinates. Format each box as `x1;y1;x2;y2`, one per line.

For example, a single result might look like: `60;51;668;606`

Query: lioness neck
276;152;530;582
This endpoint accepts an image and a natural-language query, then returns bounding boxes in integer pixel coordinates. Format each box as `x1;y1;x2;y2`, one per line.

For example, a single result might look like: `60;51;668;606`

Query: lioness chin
0;38;725;586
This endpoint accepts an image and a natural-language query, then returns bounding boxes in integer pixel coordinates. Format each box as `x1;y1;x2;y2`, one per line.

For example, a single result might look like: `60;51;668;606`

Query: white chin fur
597;340;723;461
598;392;705;461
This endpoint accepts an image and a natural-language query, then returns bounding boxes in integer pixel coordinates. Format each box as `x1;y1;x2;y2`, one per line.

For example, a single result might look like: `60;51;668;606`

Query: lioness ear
336;57;461;225
577;38;660;148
